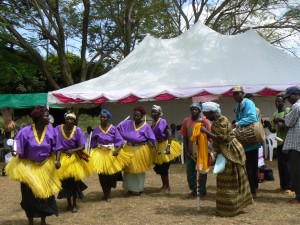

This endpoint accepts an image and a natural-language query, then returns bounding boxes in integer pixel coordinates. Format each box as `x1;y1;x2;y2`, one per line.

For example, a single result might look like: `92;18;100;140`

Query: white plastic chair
266;133;277;161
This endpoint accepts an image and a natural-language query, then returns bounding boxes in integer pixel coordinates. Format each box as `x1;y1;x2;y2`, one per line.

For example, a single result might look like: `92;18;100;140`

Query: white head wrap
152;105;163;116
64;112;77;120
49;115;54;124
202;102;221;115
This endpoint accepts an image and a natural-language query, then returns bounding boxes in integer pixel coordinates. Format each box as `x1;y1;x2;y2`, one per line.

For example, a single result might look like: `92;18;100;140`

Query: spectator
281;86;300;204
232;86;260;199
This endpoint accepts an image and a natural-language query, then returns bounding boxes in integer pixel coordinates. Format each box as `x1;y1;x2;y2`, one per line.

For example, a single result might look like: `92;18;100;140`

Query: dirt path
0;160;298;225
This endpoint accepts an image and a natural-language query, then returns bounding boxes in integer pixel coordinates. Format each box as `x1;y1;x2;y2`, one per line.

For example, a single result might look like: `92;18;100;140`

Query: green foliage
14;115;32;130
0;42;47;93
77;114;100;131
46;52;81;84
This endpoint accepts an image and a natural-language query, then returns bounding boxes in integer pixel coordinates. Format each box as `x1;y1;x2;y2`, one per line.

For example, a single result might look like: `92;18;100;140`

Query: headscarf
64;110;76;120
134;106;146;116
30;106;49;123
152;105;163;116
100;109;112;119
49;115;54;124
190;102;202;111
201;102;221;115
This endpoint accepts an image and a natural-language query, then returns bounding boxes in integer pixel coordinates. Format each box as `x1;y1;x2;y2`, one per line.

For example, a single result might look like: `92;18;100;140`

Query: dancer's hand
66;149;74;156
164;145;171;154
55;160;61;169
112;149;119;156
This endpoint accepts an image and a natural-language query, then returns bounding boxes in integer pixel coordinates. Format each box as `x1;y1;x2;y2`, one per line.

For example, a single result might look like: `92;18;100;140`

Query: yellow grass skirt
154;140;182;165
57;150;93;181
90;147;133;174
123;144;154;174
5;155;61;199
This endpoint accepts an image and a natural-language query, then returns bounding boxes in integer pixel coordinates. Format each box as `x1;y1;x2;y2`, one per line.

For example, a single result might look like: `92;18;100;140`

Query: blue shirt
235;98;261;151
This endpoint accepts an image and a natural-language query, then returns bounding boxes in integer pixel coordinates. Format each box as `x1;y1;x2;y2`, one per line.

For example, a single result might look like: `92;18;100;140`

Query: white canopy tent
47;22;300;123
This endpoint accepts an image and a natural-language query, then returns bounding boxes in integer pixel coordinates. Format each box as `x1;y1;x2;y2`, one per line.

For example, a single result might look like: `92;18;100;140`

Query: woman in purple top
151;105;181;193
54;110;93;213
5;106;60;225
118;106;158;195
90;109;132;201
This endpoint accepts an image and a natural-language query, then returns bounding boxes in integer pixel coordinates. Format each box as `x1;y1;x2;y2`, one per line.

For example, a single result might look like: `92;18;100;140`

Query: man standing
281;86;300;203
180;103;211;198
232;86;260;199
266;95;292;193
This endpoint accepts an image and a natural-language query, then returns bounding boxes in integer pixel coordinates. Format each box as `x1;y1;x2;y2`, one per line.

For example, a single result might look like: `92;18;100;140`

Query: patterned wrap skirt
90;146;133;174
5;155;61;199
154;140;181;165
216;160;253;217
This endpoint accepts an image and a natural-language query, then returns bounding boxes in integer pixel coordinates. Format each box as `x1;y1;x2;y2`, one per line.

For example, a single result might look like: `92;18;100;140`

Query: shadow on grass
82;191;102;202
154;205;216;216
0;219;34;225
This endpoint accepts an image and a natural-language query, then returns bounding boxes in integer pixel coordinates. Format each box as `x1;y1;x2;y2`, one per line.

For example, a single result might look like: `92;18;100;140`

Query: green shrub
78;114;99;131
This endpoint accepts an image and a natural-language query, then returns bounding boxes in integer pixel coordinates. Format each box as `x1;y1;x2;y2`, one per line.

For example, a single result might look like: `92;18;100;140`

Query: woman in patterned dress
118;106;158;195
54;110;93;213
5;106;60;225
151;105;181;193
200;102;253;217
90;109;133;202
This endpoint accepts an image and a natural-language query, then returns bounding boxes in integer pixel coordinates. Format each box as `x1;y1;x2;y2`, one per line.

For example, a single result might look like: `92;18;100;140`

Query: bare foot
156;187;165;193
72;207;78;213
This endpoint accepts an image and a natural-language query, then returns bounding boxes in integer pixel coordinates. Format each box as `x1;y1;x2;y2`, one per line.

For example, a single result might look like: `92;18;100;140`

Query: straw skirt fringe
5;155;61;199
154;140;181;164
57;150;93;181
90;147;133;174
123;144;154;173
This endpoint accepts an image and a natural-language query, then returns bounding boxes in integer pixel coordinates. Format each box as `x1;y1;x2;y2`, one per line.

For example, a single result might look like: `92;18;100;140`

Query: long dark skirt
57;178;88;199
153;163;170;176
21;183;58;218
98;172;122;188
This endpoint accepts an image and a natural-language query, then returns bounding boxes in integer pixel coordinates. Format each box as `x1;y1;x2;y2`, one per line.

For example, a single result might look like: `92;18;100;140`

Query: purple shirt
90;125;125;148
152;118;169;140
54;125;86;152
15;124;56;163
118;120;156;144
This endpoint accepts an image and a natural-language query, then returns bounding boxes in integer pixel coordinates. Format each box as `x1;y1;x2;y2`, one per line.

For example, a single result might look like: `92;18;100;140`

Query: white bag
213;153;227;174
5;152;12;163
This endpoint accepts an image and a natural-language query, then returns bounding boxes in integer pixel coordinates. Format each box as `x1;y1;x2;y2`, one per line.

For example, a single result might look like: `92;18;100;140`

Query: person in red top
180;102;211;198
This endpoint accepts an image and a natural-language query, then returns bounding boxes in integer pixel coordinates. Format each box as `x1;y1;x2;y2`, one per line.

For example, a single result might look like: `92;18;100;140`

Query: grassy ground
0;159;298;225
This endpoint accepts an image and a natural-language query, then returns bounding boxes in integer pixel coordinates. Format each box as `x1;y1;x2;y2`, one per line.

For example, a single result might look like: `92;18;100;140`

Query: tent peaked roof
48;22;300;105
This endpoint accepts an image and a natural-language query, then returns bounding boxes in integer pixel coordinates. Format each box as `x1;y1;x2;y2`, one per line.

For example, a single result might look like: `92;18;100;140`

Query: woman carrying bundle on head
118;106;159;196
151;105;181;193
54;110;93;213
5;106;60;225
89;109;133;202
199;102;253;217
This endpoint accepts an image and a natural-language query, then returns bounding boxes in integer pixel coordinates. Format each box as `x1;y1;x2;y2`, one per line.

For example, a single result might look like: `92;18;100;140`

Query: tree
171;0;300;58
0;0;177;90
0;41;47;93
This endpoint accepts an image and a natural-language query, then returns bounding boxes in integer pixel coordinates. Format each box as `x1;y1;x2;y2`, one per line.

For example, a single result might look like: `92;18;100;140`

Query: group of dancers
5;105;181;225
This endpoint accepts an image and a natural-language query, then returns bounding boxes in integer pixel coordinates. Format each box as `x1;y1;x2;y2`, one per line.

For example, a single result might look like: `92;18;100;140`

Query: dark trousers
277;144;292;190
289;150;300;201
245;149;258;194
186;156;207;194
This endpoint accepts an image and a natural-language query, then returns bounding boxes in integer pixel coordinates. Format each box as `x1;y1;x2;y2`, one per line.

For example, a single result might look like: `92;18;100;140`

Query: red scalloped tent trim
91;97;108;104
155;93;176;101
119;95;141;103
52;87;283;104
52;93;85;104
